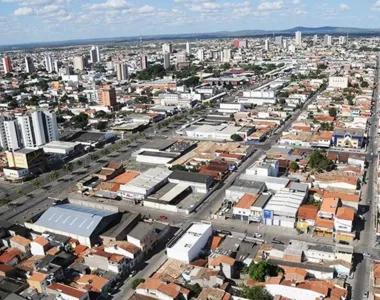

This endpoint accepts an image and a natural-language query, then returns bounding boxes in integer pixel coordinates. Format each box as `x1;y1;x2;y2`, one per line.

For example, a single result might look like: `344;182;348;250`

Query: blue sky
0;0;379;45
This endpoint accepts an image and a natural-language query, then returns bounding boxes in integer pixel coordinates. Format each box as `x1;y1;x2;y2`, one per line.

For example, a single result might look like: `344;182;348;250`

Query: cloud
292;0;301;4
13;7;33;16
174;0;213;2
84;0;130;10
372;0;380;11
339;3;350;10
295;8;307;15
257;1;284;11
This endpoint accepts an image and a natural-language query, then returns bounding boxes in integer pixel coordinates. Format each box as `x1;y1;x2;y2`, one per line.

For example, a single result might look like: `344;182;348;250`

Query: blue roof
35;204;117;237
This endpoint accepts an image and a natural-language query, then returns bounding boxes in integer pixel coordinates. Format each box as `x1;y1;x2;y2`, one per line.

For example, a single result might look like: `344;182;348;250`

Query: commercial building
2;56;11;74
90;45;100;64
263;189;306;228
119;167;172;200
42;140;80;156
140;55;148;70
115;62;129;81
332;128;364;148
183;124;254;141
98;85;117;107
25;56;35;74
166;222;212;263
28;204;119;247
6;147;46;175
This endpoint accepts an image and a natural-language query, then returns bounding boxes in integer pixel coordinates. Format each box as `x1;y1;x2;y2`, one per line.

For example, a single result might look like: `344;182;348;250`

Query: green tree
49;171;59;181
308;150;334;172
231;134;243;142
78;95;88;103
328;107;337;117
96;122;107;130
248;261;282;282
289;162;300;171
71;113;89;129
131;278;145;290
361;81;369;88
184;76;200;88
240;286;273;300
63;163;74;172
33;179;40;187
183;283;202;298
8;99;18;109
16;189;24;196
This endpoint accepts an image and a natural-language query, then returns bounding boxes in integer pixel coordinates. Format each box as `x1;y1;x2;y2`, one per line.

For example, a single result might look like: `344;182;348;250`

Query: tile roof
33;236;49;247
320;198;340;214
75;275;109;292
336;207;355;221
209;255;236;266
28;272;49;282
10;235;31;247
111;170;140;184
48;283;87;299
297;204;319;220
210;236;223;251
235;193;259;209
315;217;334;229
0;248;22;263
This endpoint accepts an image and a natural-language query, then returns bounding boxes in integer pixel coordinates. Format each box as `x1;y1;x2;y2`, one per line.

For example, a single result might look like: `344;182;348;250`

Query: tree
49;171;59;181
328;107;337;117
71;113;89;129
33;179;40;187
96;122;107;130
8;99;18;109
184;283;202;298
78;95;88;103
184;76;200;88
231;134;243;142
95;110;107;118
16;189;24;196
63;163;73;172
170;164;198;173
308;150;334;172
131;278;145;289
248;261;282;282
361;81;369;88
240;286;273;300
289;162;300;171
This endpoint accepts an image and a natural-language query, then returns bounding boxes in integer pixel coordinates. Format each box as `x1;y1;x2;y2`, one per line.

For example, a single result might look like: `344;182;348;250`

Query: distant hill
2;26;380;50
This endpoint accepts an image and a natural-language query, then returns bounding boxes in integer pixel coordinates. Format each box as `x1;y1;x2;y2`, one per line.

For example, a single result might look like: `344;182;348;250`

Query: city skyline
0;0;379;45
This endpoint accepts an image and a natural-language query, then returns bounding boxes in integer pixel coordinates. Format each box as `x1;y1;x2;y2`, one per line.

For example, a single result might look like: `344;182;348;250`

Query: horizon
0;0;379;46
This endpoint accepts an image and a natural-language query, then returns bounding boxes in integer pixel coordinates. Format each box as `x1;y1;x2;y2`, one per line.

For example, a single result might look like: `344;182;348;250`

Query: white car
253;233;262;238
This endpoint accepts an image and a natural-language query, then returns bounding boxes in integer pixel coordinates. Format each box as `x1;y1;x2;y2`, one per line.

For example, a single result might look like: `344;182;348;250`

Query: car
338;240;350;245
159;215;167;220
272;238;284;245
363;291;369;298
253;233;262;238
363;252;372;258
337;274;347;279
129;270;136;278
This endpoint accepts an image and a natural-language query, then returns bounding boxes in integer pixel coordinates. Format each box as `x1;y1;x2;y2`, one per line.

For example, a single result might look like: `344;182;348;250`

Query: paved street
352;55;380;300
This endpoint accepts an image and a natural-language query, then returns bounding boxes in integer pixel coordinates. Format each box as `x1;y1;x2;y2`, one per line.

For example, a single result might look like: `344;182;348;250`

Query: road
352;55;380;300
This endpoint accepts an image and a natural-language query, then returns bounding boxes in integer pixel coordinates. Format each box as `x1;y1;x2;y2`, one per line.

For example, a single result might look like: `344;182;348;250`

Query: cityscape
3;4;380;299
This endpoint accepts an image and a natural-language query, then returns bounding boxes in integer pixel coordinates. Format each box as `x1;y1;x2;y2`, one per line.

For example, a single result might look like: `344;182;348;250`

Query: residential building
10;235;31;253
98;85;117;107
140;55;148;69
295;31;302;45
162;43;172;54
90;45;100;64
25;56;35;74
136;278;190;300
274;36;283;45
126;222;158;252
47;283;89;300
2;56;11;74
186;41;191;54
115;62;129;81
334;207;355;233
329;76;349;88
296;204;319;232
27;272;50;294
73;56;85;71
324;34;332;46
44;55;53;73
3;119;22;151
163;52;170;69
30;236;51;256
198;48;204;61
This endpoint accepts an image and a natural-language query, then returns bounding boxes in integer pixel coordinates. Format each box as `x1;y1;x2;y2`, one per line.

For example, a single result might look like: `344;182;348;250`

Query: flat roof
141;139;176;151
167;223;211;252
14;148;39;154
160;184;189;202
43;140;78;150
239;174;290;186
264;190;305;217
35;204;117;237
138;151;178;159
120;167;172;191
269;259;334;273
169;171;213;184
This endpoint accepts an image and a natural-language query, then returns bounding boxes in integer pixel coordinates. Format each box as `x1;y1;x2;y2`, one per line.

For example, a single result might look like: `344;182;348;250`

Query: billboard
264;210;273;219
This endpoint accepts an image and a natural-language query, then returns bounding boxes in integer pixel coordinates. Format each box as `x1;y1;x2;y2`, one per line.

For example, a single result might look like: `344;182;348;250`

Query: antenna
139;34;143;55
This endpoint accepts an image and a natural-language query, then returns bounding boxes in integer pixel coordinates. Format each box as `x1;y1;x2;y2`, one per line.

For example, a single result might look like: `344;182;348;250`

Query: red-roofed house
208;255;237;279
296;204;319;232
47;283;89;300
136;278;190;300
31;236;51;256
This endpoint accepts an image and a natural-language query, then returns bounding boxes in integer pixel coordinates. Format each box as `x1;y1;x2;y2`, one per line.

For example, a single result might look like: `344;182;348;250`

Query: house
318;197;340;220
0;248;22;266
296;205;319;233
104;241;141;260
332;128;364;149
208;255;237;279
127;222;158;252
232;194;259;221
136;278;190;300
313;172;359;190
10;235;31;254
305;244;335;263
93;162;124;181
47;283;89;300
30;236;51;256
84;249;129;274
27;272;50;294
334;206;355;231
73;275;110;295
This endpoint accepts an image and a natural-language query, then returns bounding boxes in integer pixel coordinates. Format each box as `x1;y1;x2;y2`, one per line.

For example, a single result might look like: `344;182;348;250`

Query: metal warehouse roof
35;204;117;237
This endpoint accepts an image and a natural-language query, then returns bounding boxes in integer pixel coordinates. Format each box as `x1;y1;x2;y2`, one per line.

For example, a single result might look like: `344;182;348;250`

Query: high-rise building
186;41;191;55
313;34;318;44
221;48;232;62
198;49;204;61
53;60;59;73
25;56;35;74
324;34;332;46
289;45;296;54
90;45;99;64
115;62;129;81
265;39;270;51
140;55;148;70
339;36;346;45
162;43;172;54
233;39;248;48
98;85;117;107
73;56;85;71
283;39;288;50
163;52;170;69
2;56;11;74
0;119;21;151
176;52;187;63
295;31;302;45
45;55;53;73
16;111;59;148
274;36;283;46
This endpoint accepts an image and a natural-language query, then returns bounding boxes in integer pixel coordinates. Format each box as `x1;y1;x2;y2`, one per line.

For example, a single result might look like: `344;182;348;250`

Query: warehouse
62;131;117;148
136;151;179;165
26;204;120;247
263;189;306;228
225;179;266;202
168;171;214;193
118;167;172;200
43;141;81;156
183;124;254;141
239;174;289;191
166;222;212;263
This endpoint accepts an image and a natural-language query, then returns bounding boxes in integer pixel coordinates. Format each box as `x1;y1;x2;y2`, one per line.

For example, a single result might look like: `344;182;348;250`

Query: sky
0;0;380;45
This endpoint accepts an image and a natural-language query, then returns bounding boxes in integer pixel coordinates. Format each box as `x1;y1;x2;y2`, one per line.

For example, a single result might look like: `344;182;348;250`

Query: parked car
363;252;371;258
338;240;350;245
253;233;262;238
159;215;167;220
363;291;369;298
272;238;284;245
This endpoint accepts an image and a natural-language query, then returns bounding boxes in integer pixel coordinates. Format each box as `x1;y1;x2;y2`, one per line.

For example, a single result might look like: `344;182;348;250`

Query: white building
295;31;302;45
162;43;172;54
176;52;187;63
324;34;332;46
3;120;21;151
166;222;212;263
239;90;277;105
186;41;191;54
73;56;85;71
265;39;270;51
45;55;53;73
221;48;232;62
218;103;244;113
246;159;279;177
313;34;318;43
266;284;325;300
198;49;204;61
119;167;172;200
329;76;348;88
43;141;77;156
